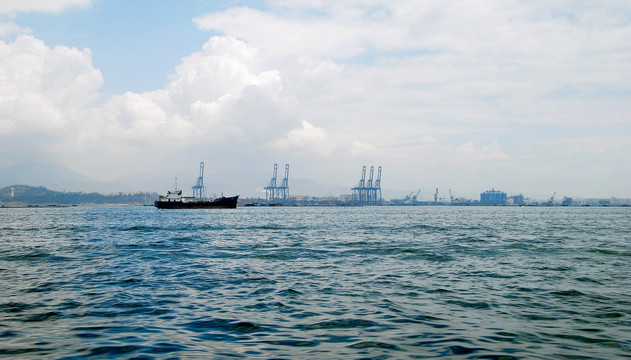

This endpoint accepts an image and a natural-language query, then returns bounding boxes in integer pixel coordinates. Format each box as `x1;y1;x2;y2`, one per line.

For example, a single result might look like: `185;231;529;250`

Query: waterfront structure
480;189;507;204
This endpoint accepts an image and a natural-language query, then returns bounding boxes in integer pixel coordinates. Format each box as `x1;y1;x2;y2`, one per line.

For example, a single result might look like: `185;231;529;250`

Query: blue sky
0;1;630;199
12;1;230;94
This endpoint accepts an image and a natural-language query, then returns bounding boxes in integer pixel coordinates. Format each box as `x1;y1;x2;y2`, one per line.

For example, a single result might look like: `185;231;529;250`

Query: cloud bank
0;1;630;198
0;0;91;14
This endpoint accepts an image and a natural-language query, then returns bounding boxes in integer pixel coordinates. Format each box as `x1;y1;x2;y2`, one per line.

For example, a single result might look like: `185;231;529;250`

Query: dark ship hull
154;195;239;209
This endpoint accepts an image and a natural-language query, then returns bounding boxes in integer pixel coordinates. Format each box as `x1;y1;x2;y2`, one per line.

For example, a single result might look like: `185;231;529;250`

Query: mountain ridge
0;161;361;198
0;162;129;193
0;185;157;205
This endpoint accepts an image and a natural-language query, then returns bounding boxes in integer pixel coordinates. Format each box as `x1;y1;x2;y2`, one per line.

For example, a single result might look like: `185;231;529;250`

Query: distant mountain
290;178;351;197
115;170;191;194
0;185;157;205
204;176;351;199
146;165;353;199
0;161;365;198
0;162;127;193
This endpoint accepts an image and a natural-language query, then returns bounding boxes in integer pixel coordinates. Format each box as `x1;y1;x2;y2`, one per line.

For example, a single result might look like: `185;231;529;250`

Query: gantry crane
412;189;421;203
352;165;382;205
192;162;205;199
279;164;289;201
265;164;278;201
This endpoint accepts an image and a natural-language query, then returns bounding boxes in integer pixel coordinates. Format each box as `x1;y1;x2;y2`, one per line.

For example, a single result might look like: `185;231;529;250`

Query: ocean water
0;206;630;359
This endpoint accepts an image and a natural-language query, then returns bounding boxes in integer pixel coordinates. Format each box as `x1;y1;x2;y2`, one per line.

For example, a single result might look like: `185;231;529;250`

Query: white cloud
456;142;510;162
167;36;262;106
350;141;379;157
195;1;631;129
194;7;368;62
71;36;292;145
0;33;301;182
0;35;102;134
0;21;30;37
0;0;91;14
268;119;328;152
1;1;630;197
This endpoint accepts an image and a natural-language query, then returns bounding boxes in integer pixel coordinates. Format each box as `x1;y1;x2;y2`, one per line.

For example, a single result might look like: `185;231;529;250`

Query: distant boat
154;162;239;209
154;190;238;209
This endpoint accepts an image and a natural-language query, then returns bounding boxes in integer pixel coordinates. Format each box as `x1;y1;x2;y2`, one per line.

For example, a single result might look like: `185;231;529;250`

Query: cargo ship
154;189;238;209
154;162;238;209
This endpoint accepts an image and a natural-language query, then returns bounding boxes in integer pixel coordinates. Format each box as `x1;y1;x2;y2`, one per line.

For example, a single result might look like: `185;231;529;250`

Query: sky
0;0;630;199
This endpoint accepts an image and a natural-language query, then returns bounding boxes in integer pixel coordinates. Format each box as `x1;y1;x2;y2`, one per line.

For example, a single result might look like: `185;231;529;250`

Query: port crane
351;165;382;205
373;167;382;204
352;166;367;204
366;166;374;202
192;162;205;199
264;163;290;202
265;164;278;201
412;189;421;203
547;192;556;206
279;164;289;201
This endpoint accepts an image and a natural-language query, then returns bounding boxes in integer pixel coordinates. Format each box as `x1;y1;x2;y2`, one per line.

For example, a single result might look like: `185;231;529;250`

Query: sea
0;206;629;359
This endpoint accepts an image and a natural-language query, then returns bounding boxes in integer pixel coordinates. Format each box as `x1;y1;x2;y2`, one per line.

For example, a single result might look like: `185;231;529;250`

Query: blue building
509;194;525;205
480;189;507;204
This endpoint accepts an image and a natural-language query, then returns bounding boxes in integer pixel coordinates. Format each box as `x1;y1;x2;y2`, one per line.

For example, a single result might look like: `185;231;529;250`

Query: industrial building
480;189;507;204
509;194;525;205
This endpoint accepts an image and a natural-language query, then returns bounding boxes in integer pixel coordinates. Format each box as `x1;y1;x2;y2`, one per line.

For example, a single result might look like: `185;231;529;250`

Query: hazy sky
1;0;630;199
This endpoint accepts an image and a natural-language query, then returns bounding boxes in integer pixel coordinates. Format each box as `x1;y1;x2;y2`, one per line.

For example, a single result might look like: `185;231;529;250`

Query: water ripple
0;206;629;359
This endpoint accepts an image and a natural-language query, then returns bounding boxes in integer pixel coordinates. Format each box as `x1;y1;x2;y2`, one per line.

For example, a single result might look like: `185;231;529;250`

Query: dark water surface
1;206;630;359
